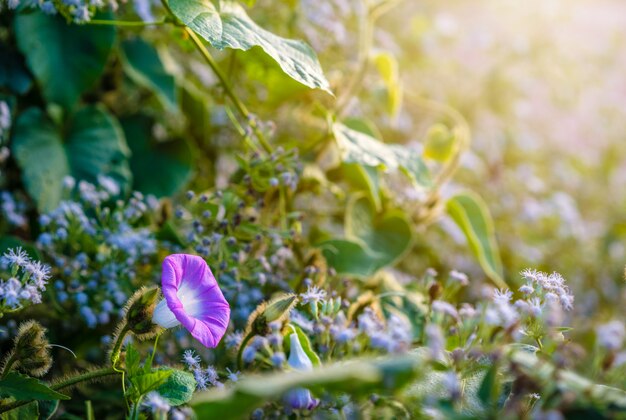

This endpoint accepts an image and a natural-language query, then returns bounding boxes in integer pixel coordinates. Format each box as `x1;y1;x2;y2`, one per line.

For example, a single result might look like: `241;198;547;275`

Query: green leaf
346;195;413;266
121;38;178;111
446;192;506;289
477;363;498;407
37;400;59;420
318;239;381;277
122;115;193;197
11;106;131;211
333;123;431;190
130;370;173;397
373;52;402;117
342;163;382;212
0;401;38;420
0;43;33;95
14;12;115;109
156;369;197;406
320;195;413;277
423;123;457;162
169;0;331;93
125;344;141;377
0;372;70;401
10;108;69;212
284;324;321;367
191;353;425;419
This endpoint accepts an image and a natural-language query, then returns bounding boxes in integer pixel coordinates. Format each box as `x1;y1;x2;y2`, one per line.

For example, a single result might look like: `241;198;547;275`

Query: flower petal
159;254;230;348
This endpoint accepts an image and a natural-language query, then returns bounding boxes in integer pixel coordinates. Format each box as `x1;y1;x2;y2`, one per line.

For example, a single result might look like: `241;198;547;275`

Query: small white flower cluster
181;349;234;390
481;269;574;331
358;308;413;353
0;247;51;311
1;191;28;228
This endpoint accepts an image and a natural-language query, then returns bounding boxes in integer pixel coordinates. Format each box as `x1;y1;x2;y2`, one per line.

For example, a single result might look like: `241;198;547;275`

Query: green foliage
320;195;412;277
0;372;69;401
14;12;115;110
156;369;197;406
333;122;432;190
191;353;424;418
121;38;178;112
122;115;193;197
128;370;173;397
11;106;131;211
446;191;506;288
169;0;331;93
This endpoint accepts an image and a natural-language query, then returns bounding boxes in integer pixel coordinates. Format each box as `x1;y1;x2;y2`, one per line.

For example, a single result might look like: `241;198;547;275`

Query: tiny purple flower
152;254;230;348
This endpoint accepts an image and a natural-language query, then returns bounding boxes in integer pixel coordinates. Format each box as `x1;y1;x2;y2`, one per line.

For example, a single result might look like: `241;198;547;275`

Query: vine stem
110;324;130;368
159;0;272;153
182;27;273;154
237;332;255;370
0;367;119;414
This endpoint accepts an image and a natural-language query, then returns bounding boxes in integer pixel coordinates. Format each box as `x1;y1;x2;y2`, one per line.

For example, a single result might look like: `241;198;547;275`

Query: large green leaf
122;115;193;197
318;239;381;277
0;373;69;401
121;38;177;111
333;123;431;190
319;195;413;277
14;12;115;109
346;195;413;265
129;370;173;397
446;192;506;289
10;109;69;212
191;354;424;419
169;0;331;93
11;107;131;211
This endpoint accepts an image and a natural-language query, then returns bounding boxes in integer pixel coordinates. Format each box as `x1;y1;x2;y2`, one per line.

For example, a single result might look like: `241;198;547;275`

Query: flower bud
246;294;297;336
124;287;160;339
12;320;52;377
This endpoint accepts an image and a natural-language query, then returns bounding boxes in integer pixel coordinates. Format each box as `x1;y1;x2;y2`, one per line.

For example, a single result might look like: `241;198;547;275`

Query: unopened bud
12;320;52;377
124;287;160;339
246;294;297;336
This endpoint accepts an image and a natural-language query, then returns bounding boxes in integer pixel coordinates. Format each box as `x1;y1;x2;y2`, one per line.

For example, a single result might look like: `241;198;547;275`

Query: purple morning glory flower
152;254;230;348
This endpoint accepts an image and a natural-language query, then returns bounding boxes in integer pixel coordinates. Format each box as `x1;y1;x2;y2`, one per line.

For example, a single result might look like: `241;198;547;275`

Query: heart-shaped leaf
319;195;413;277
11;107;131;211
14;12;115;110
169;0;331;93
122;115;193;197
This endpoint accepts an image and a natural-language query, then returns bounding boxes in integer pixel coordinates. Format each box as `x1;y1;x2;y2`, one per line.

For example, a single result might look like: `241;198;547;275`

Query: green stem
183;27;273;154
110;324;130;368
1;353;17;378
0;367;118;414
88;19;166;27
237;332;255;370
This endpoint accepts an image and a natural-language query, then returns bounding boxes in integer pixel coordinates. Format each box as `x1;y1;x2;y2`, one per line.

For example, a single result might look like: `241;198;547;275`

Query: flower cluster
36;178;159;327
0;247;51;314
3;0;117;23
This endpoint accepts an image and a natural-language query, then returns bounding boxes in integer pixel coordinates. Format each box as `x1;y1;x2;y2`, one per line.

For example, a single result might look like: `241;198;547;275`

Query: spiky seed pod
124;287;161;340
12;320;52;377
245;294;297;337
